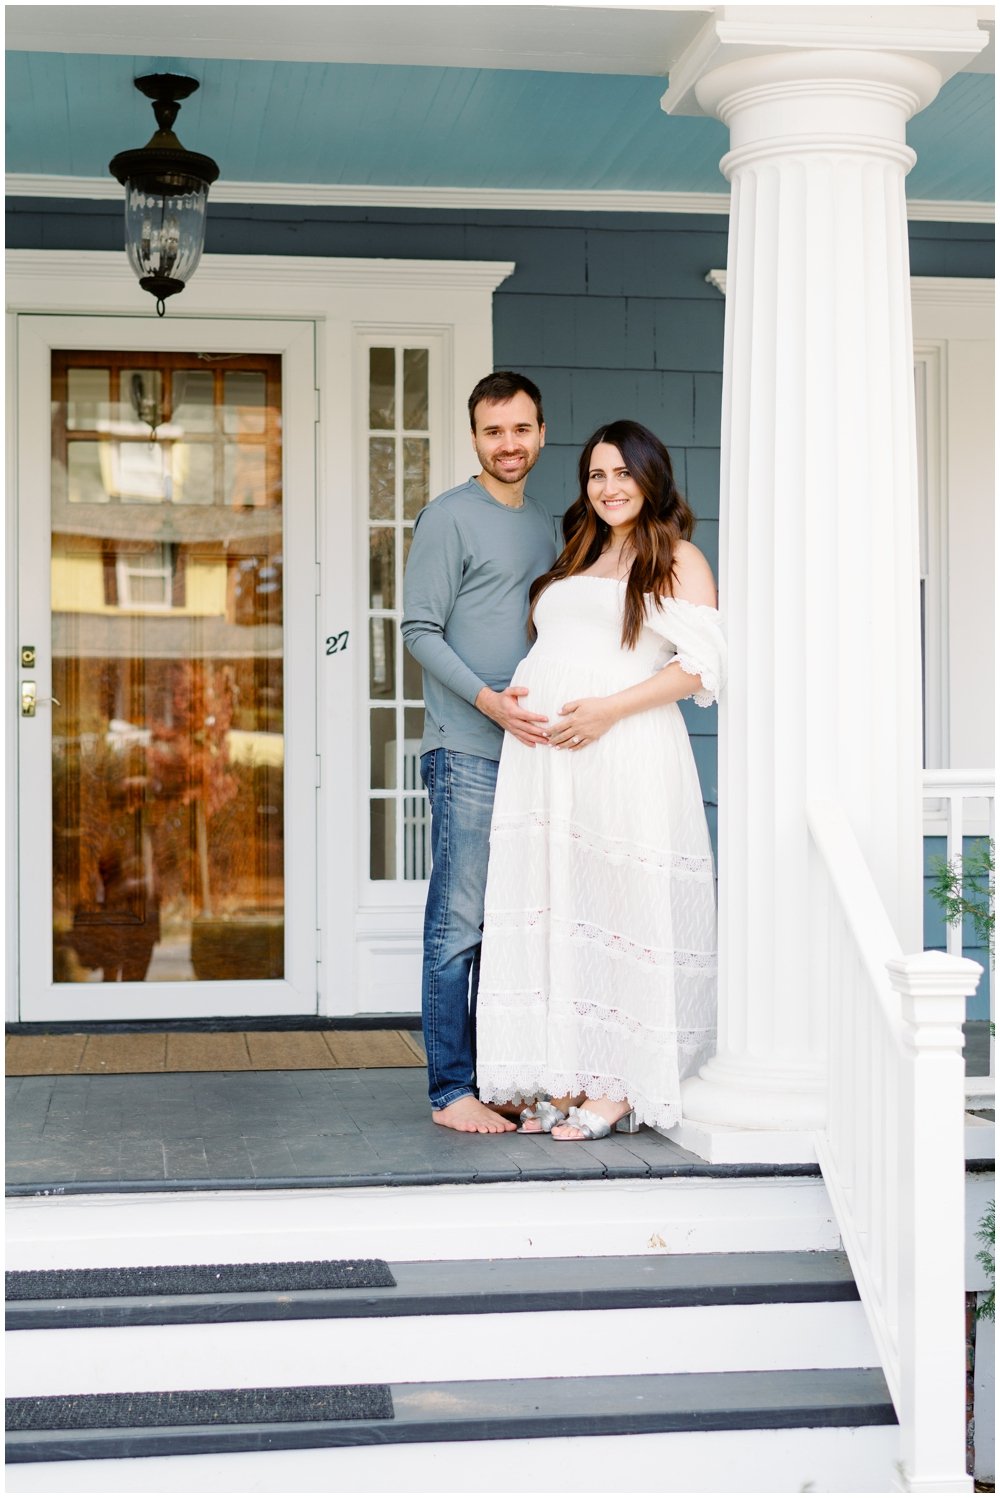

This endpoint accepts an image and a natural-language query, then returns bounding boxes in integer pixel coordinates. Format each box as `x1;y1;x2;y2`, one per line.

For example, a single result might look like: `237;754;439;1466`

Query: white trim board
5;174;995;223
4;251;514;309
705;271;996;306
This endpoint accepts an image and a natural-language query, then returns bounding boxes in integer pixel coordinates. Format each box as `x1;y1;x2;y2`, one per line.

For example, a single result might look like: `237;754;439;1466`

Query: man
402;372;557;1133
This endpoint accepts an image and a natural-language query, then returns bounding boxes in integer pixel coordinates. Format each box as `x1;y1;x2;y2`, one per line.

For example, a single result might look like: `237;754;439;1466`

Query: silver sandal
552;1105;638;1140
518;1096;568;1133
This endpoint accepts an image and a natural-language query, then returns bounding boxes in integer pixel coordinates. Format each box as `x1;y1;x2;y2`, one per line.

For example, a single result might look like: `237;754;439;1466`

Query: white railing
923;770;995;1104
808;799;981;1493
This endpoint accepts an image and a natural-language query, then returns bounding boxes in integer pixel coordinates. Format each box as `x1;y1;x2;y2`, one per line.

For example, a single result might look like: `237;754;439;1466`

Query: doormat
5;1029;425;1077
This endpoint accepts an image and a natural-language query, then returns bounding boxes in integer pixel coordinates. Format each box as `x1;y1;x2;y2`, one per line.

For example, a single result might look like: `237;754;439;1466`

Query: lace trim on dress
476;1042;716;1129
482;910;716;970
667;652;720;708
649;597;725;707
480;988;714;1039
490;813;715;879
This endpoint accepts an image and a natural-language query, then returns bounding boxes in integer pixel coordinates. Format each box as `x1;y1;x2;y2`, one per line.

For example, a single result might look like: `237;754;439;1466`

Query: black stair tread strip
5;1250;860;1330
6;1259;396;1301
6;1384;393;1432
4;1370;896;1464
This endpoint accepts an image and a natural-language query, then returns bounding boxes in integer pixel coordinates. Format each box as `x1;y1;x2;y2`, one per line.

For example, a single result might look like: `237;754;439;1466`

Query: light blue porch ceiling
5;50;994;203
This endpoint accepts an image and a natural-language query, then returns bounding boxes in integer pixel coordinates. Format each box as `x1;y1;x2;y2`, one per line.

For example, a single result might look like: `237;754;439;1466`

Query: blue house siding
6;199;992;860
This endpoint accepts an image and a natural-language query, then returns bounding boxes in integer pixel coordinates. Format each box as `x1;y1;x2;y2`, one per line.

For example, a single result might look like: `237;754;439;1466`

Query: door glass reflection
50;351;286;984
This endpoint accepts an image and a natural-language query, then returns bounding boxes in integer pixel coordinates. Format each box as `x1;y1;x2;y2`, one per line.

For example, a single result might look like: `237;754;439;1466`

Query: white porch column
662;8;987;1150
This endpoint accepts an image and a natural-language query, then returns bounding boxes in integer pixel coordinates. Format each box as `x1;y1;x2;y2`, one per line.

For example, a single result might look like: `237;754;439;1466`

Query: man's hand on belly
475;685;550;748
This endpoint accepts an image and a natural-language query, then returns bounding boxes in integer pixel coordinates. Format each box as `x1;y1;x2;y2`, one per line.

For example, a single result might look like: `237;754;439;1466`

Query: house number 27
325;630;350;656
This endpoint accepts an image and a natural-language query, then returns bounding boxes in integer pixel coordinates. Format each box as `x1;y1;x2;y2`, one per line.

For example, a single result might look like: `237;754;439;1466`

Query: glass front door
17;317;317;1020
50;351;285;986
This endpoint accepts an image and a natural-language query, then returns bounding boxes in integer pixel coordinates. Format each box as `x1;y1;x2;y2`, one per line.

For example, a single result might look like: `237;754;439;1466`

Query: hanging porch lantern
109;74;219;317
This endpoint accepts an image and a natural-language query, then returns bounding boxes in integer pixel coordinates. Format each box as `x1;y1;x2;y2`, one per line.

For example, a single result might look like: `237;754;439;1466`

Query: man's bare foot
432;1096;517;1133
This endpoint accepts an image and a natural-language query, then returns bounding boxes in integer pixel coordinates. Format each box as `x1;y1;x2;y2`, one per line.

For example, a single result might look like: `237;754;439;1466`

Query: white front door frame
6;250;514;1022
13;312;318;1021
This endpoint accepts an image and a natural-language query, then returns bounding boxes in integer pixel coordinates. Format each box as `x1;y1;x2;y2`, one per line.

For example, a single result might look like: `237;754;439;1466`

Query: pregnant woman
476;419;726;1139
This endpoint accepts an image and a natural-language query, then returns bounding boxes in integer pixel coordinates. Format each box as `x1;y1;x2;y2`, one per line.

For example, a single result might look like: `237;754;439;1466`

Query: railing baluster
809;797;982;1491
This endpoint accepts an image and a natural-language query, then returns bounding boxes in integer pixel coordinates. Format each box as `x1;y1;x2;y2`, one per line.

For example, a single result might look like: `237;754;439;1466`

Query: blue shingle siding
7;200;992;865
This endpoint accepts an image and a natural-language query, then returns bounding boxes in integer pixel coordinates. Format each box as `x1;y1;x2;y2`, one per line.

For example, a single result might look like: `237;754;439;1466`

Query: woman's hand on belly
547;695;621;751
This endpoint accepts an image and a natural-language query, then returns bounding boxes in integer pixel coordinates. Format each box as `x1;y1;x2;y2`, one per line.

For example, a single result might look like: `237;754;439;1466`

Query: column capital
662;4;989;120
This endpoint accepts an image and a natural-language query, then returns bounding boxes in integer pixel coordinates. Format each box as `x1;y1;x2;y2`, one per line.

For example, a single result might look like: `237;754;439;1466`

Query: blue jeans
420;749;499;1111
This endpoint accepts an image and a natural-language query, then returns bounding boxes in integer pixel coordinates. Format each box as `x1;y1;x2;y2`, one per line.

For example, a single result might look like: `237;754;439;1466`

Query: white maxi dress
476;576;726;1130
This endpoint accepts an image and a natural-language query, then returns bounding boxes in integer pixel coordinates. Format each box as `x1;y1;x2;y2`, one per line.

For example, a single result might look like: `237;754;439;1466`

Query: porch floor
5;1067;822;1197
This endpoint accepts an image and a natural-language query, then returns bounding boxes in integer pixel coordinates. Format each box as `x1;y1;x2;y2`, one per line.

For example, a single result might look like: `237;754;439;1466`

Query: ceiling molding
3;4;711;76
6;174;994;224
706;270;994;306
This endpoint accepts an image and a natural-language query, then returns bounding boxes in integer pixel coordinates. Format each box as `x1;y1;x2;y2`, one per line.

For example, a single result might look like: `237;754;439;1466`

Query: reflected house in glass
50;352;285;984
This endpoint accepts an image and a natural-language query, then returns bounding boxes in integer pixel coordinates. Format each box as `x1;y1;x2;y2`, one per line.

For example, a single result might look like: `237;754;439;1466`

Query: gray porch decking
5;1067;824;1197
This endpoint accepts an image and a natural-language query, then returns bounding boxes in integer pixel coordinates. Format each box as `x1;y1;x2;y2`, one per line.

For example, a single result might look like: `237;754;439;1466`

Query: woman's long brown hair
528;420;695;649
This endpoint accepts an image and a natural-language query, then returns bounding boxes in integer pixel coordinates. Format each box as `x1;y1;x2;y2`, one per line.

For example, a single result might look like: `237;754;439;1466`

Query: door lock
20;645;36;669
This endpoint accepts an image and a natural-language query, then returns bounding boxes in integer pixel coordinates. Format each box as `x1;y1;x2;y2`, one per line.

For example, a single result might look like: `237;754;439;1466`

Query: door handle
20;683;60;717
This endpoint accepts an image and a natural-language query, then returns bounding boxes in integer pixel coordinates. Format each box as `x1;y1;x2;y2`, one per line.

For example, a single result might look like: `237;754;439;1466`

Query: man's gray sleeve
401;505;488;707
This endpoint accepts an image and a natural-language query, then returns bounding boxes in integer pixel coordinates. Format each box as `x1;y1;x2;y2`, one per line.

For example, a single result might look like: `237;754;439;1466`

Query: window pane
66;442;110;504
369;527;395;610
370;618;395;699
117;443;169;505
403;438;430;520
370;707;397;790
403;709;424;793
126;370;165;437
403;348;429;430
173;370;216;433
403;640;423;701
224;444;267;508
369;438;396;520
370;800;396;880
369;348;395;430
223;372;267;435
172;442;215;506
66;369;110;430
403;796;431;880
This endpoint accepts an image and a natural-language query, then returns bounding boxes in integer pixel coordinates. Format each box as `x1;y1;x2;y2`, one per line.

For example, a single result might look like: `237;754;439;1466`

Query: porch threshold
6;1068;822;1198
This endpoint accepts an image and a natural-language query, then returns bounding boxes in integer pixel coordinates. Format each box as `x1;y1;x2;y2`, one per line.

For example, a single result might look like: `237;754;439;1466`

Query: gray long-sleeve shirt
401;476;558;761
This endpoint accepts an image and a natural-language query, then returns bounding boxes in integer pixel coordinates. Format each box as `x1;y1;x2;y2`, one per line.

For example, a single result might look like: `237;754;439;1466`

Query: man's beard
476;446;539;484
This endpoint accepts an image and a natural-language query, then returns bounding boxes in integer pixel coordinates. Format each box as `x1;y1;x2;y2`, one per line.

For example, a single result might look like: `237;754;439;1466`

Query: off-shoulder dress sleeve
646;596;727;708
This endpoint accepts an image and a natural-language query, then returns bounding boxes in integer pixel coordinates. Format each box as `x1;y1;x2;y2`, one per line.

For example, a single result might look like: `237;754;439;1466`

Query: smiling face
586;442;647;536
471;392;545;489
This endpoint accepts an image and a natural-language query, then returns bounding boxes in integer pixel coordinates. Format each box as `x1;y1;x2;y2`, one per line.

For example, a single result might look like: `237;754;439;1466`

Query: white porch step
7;1250;879;1396
4;1423;903;1494
5;1242;896;1490
5;1175;900;1491
5;1173;841;1268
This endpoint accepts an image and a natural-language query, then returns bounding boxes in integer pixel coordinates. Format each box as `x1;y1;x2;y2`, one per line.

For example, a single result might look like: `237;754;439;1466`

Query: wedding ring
572;735;582;745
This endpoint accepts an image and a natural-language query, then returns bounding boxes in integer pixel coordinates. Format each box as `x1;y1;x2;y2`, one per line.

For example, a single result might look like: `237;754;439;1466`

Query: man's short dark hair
468;372;544;431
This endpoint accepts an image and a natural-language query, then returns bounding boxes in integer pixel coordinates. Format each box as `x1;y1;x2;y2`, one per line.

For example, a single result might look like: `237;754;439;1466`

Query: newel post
889;950;982;1493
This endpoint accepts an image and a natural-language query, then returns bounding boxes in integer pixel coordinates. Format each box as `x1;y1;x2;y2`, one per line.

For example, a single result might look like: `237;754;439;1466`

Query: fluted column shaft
679;47;946;1131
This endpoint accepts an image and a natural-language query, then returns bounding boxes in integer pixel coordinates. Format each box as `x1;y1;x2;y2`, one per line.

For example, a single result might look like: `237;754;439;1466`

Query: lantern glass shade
124;178;209;297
